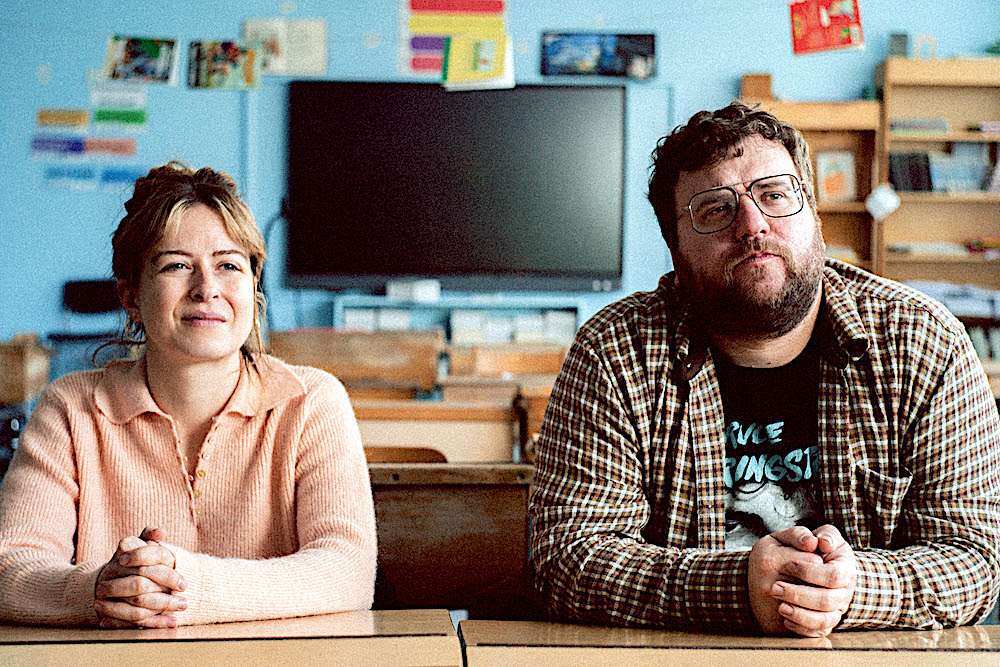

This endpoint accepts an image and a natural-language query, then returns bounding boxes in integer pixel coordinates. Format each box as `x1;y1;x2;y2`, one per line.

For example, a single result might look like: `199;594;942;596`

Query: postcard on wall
243;18;327;75
103;35;179;84
789;0;863;55
815;150;857;202
442;34;514;90
541;33;656;79
187;41;259;89
400;0;507;77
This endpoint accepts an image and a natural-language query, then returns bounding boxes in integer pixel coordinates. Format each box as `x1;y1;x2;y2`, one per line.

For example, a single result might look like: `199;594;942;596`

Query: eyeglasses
685;173;804;234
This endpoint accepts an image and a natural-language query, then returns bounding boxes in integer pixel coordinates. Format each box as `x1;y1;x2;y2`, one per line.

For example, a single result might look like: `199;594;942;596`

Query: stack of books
890;117;950;135
889;144;991;192
888;152;932;191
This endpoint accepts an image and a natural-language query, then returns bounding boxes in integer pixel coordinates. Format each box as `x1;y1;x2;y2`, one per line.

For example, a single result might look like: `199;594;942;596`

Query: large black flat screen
286;81;625;292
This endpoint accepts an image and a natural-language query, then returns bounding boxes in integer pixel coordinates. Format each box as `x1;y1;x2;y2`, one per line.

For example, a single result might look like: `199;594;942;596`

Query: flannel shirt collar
658;259;871;377
817;261;872;367
94;354;305;424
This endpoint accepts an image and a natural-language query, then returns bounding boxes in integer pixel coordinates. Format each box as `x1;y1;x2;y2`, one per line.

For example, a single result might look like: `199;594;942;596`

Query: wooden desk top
0;609;460;666
460;620;1000;666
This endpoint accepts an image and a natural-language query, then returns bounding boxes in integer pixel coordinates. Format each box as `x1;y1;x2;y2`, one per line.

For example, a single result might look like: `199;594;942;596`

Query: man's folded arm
842;334;1000;630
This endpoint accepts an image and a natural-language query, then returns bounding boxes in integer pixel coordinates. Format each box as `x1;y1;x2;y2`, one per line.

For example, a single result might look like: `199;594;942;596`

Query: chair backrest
364;446;447;463
355;399;517;463
448;343;567;377
269;328;445;394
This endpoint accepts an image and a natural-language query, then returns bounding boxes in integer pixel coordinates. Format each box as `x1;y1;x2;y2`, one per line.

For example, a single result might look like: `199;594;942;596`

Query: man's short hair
647;101;816;251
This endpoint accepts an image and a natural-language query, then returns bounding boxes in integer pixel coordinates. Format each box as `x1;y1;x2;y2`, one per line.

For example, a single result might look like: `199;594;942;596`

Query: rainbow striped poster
400;0;506;76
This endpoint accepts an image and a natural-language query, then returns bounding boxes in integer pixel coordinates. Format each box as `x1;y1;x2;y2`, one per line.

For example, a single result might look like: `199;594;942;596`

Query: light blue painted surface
2;1;998;339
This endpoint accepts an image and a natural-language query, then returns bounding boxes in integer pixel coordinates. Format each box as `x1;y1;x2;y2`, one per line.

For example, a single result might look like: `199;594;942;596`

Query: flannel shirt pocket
855;464;913;547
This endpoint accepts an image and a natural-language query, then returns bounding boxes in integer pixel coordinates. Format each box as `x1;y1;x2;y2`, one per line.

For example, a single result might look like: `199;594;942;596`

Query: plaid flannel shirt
530;259;1000;631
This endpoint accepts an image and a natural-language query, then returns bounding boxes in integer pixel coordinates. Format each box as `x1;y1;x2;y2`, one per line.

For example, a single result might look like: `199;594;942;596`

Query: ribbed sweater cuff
165;543;205;626
65;561;103;625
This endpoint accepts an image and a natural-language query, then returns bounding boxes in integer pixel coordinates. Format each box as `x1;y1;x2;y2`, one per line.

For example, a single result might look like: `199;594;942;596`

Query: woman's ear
117;279;140;323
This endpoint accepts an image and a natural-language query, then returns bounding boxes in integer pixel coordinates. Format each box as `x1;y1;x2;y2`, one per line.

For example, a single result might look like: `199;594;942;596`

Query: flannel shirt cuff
839;549;900;628
680;549;758;630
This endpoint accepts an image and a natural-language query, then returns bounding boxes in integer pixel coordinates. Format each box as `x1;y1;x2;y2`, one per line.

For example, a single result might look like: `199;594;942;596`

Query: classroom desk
459;620;1000;666
0;608;461;666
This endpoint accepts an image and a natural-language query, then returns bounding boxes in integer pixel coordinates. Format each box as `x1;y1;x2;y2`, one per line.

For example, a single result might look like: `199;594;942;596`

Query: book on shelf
927;144;991;192
888;152;932;192
988;162;1000;193
890;116;950;135
814;150;857;202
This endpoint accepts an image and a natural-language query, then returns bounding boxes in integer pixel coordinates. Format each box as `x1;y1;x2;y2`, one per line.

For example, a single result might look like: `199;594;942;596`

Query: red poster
790;0;864;55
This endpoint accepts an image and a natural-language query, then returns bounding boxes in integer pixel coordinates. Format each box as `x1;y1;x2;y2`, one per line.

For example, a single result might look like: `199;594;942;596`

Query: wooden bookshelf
754;99;881;272
817;201;868;213
879;57;1000;87
876;57;1000;288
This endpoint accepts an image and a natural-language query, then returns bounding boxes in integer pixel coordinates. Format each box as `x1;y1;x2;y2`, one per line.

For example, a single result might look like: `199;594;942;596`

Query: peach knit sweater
0;355;377;626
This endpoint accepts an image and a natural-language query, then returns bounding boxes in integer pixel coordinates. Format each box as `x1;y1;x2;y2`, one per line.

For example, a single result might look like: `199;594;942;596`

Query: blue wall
2;1;998;340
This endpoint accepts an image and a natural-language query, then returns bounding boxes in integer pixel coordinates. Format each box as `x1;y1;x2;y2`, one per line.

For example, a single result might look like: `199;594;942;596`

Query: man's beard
675;232;825;339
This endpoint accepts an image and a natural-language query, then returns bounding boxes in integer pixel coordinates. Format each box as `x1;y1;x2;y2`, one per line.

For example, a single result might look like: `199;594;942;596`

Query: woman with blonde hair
0;162;376;627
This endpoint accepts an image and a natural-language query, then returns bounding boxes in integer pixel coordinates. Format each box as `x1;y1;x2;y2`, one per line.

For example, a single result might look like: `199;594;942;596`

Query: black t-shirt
714;336;822;550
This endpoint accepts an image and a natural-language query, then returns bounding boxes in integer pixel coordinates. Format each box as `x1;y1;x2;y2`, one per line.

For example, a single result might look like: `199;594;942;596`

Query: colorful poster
789;0;864;55
103;35;179;83
187;41;259;89
541;33;656;79
400;0;507;76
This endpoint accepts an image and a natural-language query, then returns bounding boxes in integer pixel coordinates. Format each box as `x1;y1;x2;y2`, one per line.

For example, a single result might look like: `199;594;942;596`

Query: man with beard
529;102;999;637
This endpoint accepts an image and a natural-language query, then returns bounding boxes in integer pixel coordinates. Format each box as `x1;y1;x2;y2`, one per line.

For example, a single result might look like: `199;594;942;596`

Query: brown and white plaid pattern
530;259;1000;631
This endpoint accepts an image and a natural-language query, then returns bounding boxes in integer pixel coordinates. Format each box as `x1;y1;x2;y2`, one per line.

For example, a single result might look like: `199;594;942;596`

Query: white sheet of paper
244;17;327;75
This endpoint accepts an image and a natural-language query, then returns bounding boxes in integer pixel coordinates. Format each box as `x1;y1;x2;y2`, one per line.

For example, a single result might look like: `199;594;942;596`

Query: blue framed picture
541;33;655;79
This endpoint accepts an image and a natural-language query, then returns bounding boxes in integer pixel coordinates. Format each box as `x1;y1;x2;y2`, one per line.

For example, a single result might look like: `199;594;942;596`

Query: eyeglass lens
689;174;802;233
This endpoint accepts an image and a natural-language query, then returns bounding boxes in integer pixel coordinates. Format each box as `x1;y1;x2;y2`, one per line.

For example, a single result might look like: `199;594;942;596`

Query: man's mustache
724;238;796;275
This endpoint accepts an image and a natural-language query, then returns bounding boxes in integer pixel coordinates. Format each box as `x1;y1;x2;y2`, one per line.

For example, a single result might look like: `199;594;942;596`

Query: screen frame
284;81;626;294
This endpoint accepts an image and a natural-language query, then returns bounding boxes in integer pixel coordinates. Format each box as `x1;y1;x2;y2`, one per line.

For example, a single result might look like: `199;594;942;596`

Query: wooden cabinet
876;57;1000;289
760;100;881;272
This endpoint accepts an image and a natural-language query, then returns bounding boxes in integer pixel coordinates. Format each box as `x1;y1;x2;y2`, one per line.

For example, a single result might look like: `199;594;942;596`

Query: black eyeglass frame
684;173;805;235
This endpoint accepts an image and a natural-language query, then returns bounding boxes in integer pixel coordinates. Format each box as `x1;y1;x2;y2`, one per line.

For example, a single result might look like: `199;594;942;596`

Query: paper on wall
243;18;327;75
